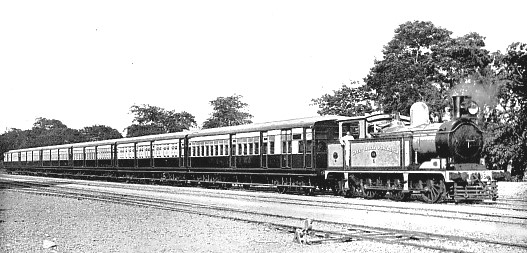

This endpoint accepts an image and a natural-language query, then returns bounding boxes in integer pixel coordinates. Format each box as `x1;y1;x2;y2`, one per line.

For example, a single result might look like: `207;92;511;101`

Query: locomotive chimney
452;95;470;120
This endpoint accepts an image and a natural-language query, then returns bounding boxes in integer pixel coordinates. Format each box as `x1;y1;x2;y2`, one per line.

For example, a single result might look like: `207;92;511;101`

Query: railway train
2;95;499;203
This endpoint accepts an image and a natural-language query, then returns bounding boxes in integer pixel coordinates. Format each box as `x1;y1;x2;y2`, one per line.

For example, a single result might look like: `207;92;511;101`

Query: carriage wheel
332;186;343;196
389;190;410;201
277;186;287;194
344;185;359;198
421;179;445;203
375;191;387;199
363;190;377;199
304;188;315;196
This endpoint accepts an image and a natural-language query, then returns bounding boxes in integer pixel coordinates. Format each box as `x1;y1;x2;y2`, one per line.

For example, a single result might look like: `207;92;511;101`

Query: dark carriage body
3;116;348;191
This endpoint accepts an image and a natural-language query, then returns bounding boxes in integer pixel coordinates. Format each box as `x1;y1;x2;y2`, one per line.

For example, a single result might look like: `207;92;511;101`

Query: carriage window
248;143;253;155
269;141;275;154
254;142;259;155
342;122;360;139
282;140;292;154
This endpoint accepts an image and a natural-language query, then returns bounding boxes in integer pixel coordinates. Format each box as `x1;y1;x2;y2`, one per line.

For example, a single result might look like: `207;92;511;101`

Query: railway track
2;174;526;226
17;174;523;226
1;177;526;252
169;188;527;225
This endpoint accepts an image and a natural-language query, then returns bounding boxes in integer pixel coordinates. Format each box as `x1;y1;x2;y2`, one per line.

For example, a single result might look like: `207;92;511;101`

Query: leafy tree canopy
32;117;68;131
0;118;122;159
312;81;375;117
364;21;492;115
202;95;253;129
483;42;527;177
81;125;123;142
27;118;83;147
126;104;196;137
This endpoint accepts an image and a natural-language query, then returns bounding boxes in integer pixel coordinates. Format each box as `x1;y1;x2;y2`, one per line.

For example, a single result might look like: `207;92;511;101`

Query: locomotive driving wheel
421;179;445;203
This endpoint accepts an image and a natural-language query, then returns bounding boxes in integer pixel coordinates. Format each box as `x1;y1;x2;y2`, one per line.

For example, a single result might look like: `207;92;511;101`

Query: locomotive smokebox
436;117;483;164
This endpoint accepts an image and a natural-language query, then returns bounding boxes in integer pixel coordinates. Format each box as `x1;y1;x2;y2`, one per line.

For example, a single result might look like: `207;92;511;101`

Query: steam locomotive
326;95;498;203
2;95;499;203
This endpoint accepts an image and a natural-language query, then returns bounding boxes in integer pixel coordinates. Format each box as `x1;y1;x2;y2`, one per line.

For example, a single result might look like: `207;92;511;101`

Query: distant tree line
0;94;252;159
0;118;123;155
312;21;526;178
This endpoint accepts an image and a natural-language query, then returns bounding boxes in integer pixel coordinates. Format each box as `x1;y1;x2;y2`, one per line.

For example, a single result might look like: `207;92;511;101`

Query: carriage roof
5;115;350;153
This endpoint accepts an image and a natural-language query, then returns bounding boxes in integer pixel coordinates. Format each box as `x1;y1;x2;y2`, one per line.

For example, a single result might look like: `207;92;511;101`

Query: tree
29;118;83;147
0;128;27;160
80;125;123;142
0;119;124;159
312;81;375;117
202;95;253;129
32;117;68;131
126;104;196;137
364;21;492;115
483;42;527;178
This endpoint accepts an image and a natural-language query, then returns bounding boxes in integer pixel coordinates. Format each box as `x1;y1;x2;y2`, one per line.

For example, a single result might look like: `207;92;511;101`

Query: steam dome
410;102;430;126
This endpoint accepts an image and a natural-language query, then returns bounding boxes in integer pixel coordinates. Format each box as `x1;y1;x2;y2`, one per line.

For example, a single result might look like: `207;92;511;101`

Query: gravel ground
0;190;432;253
496;181;527;199
0;177;525;253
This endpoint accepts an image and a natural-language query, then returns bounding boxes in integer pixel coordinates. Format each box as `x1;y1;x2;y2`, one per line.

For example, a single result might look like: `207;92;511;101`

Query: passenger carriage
3;116;349;193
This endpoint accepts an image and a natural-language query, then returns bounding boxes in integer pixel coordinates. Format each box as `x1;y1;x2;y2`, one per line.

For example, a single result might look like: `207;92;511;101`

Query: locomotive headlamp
468;101;479;115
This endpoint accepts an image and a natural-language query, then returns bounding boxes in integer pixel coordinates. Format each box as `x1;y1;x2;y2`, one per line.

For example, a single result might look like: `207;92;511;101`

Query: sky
1;0;526;134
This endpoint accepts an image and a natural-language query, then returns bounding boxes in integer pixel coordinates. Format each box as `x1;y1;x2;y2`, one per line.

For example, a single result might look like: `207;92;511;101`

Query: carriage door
280;129;292;168
304;128;313;168
260;131;268;168
229;134;236;168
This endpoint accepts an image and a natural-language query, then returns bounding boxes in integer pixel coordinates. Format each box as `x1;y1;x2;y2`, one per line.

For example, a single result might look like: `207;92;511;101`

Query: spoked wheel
421;179;445;203
388;190;410;201
332;186;343;196
344;185;360;198
363;190;377;199
277;186;288;194
331;180;345;196
375;191;387;199
221;183;233;189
